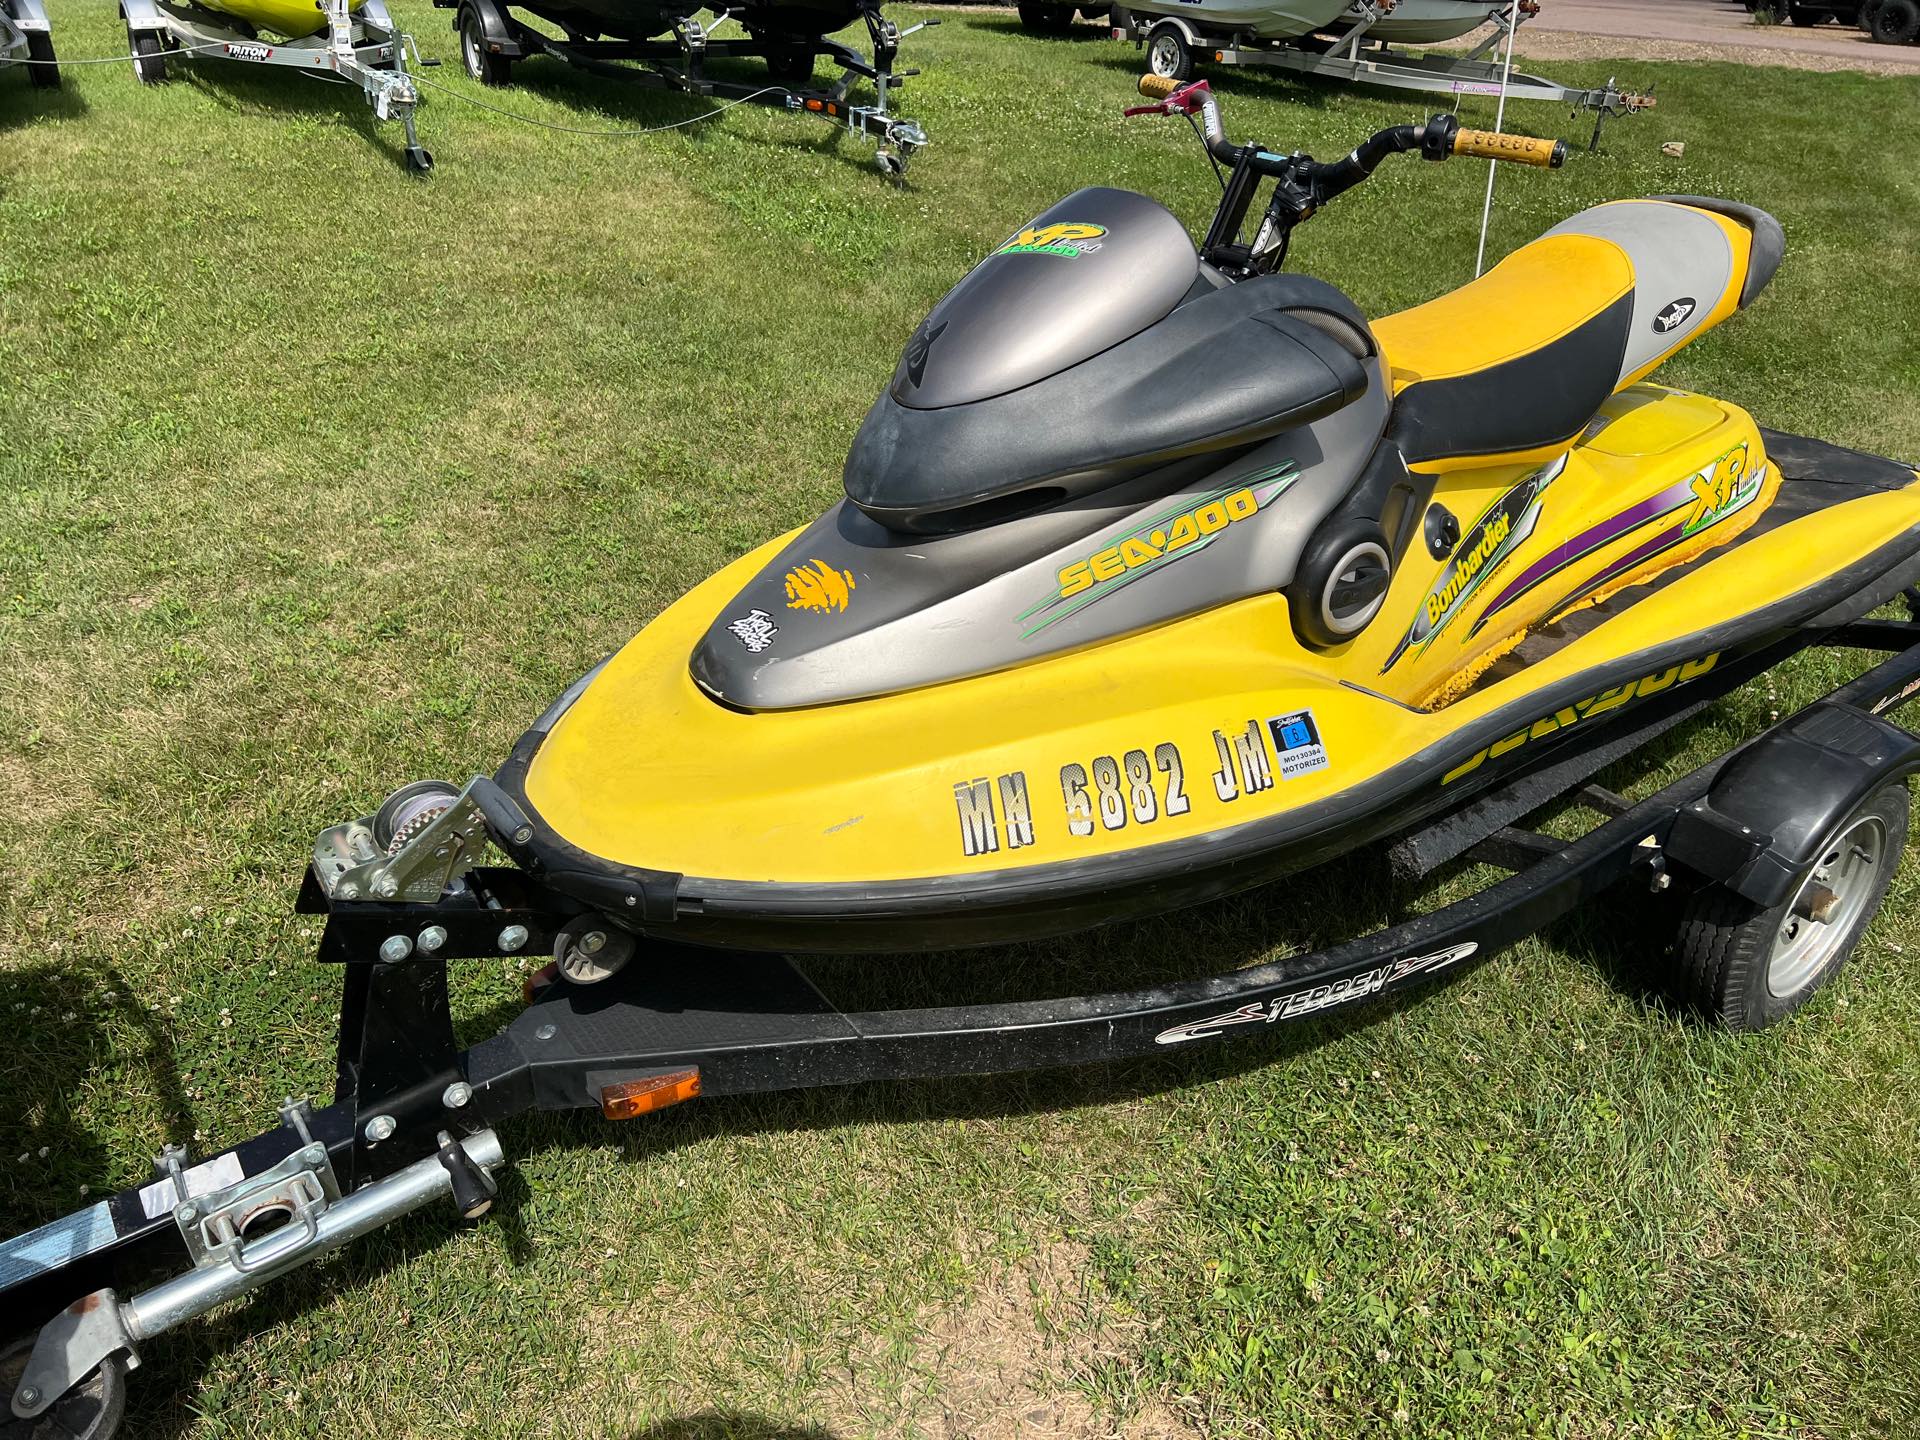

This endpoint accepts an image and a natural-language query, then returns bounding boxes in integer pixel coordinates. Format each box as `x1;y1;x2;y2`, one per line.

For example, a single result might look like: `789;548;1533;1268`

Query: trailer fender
1147;15;1201;47
9;0;51;36
1665;701;1920;905
452;0;524;56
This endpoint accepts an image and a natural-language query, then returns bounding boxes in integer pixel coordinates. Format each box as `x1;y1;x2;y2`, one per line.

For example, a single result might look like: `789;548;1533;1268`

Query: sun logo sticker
784;558;858;614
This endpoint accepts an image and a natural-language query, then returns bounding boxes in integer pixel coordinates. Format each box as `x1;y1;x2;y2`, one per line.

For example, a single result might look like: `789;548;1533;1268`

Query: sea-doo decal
1380;456;1563;673
1018;465;1299;641
1267;710;1328;780
1441;652;1721;785
1152;943;1479;1045
993;222;1108;259
726;610;779;653
903;320;947;387
783;558;858;615
1653;297;1697;333
953;772;1035;857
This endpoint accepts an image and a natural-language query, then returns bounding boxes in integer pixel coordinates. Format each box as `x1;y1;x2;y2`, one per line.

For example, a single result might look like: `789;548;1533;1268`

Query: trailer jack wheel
406;145;435;174
0;1334;125;1440
1675;781;1909;1031
130;31;167;85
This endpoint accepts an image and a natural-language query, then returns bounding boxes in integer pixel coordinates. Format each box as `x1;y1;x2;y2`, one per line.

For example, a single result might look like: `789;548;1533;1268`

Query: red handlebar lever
1123;77;1210;118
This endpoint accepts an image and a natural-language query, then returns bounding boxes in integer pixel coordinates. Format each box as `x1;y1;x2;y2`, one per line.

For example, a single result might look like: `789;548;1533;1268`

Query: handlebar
1127;73;1567;186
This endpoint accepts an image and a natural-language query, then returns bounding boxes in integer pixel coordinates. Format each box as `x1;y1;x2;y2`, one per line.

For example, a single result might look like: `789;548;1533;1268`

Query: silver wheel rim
1768;813;1888;998
1149;33;1180;75
463;24;483;77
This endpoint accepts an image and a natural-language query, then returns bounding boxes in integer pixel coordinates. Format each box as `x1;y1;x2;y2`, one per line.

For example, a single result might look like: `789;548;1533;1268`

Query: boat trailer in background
439;0;933;177
1119;0;1654;150
117;0;436;171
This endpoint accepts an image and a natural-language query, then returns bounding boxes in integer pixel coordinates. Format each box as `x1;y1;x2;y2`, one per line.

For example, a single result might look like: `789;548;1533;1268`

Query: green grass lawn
4;5;1920;1436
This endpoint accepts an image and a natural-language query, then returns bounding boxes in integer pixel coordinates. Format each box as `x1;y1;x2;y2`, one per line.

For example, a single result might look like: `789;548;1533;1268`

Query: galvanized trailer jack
440;0;931;176
119;0;436;171
1123;1;1654;151
4;547;1920;1431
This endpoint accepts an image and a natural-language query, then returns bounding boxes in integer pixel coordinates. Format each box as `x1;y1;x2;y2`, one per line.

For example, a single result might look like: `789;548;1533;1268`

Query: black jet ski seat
1372;195;1786;473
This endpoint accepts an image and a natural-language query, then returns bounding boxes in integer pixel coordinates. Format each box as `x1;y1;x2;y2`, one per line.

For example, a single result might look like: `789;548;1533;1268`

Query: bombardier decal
1381;455;1563;672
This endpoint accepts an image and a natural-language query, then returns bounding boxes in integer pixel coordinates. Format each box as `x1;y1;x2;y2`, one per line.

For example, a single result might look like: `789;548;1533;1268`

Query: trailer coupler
9;1128;503;1420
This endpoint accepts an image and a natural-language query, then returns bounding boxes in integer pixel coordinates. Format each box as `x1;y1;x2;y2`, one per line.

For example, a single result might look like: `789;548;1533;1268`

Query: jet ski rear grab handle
8;614;1920;1427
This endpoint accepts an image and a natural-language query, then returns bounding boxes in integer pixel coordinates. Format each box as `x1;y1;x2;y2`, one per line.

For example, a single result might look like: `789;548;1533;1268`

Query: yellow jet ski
192;0;366;39
10;82;1920;1431
462;79;1920;952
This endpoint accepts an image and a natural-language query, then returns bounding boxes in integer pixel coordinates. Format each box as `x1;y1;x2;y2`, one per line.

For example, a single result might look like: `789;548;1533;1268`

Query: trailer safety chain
409;70;788;136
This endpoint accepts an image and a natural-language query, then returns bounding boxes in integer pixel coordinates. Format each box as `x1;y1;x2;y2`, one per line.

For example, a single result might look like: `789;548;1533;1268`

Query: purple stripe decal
1560;517;1690;606
1478;477;1697;622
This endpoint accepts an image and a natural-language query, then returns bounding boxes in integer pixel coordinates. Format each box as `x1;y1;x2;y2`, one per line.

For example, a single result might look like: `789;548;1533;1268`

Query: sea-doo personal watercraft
4;76;1920;1436
0;0;57;88
439;0;930;175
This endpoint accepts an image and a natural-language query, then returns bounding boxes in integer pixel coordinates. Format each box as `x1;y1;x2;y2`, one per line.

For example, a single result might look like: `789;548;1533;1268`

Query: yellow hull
197;0;363;40
519;390;1920;892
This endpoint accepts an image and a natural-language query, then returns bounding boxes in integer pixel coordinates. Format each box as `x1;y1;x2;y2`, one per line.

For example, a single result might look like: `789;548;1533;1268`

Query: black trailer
438;0;931;175
5;505;1920;1434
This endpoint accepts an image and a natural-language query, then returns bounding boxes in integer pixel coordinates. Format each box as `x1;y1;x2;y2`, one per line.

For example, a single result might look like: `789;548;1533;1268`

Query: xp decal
1018;465;1299;640
1381;456;1563;672
727;610;780;654
1153;944;1479;1045
992;223;1108;260
1442;652;1721;785
783;558;858;615
1471;443;1766;637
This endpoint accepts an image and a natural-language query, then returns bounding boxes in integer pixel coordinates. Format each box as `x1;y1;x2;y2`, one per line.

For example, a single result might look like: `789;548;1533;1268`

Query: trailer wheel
1674;781;1908;1031
0;1334;126;1440
1145;22;1194;80
130;30;167;84
1868;0;1918;40
24;29;59;88
1017;2;1078;35
460;9;511;85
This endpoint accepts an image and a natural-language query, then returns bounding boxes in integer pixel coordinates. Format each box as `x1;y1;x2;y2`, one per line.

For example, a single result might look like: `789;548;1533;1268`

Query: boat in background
1328;0;1517;45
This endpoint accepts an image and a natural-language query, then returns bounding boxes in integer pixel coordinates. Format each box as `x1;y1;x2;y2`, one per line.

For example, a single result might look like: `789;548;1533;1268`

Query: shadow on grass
158;61;425;174
628;1414;842;1439
0;76;89;128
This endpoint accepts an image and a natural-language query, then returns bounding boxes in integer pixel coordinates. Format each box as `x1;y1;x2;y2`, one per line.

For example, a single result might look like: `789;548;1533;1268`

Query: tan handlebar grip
1452;128;1567;169
1138;73;1178;99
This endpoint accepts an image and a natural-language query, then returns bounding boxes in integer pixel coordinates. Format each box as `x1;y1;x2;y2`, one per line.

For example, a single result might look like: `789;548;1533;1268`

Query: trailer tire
1868;0;1918;40
24;29;59;88
460;8;512;85
0;1334;126;1440
1145;21;1193;80
1017;2;1078;34
1674;781;1908;1031
130;30;167;84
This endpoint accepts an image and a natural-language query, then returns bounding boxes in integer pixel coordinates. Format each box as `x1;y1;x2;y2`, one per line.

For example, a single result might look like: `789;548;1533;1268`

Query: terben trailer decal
1153;943;1480;1044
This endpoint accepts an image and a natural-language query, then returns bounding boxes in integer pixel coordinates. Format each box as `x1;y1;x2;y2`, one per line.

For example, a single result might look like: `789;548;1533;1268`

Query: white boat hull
1340;1;1502;45
1122;0;1351;41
